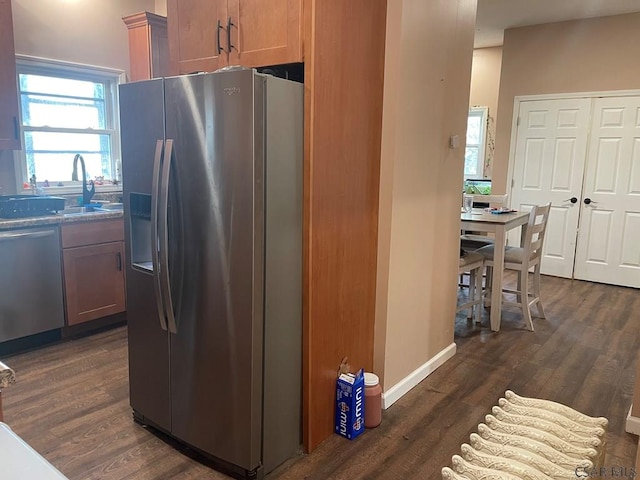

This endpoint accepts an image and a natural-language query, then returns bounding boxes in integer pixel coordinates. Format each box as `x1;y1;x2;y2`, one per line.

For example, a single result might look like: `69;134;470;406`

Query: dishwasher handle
0;229;57;241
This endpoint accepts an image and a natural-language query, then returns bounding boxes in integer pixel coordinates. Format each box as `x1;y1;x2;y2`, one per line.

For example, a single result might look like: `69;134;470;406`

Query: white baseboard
381;342;457;410
625;404;640;435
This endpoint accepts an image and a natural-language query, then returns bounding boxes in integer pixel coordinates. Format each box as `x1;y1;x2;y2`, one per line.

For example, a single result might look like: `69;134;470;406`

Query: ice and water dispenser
129;193;153;272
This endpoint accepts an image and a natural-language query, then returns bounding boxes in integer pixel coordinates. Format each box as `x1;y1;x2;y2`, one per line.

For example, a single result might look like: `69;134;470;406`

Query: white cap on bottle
364;372;379;387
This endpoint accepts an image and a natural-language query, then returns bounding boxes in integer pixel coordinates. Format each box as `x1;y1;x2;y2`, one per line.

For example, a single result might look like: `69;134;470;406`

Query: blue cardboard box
335;368;365;440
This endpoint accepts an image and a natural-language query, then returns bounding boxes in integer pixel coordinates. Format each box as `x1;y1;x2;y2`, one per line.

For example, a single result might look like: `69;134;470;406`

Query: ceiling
475;0;640;48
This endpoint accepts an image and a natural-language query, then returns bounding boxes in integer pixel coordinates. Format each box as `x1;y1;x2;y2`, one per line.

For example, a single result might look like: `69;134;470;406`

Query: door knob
583;197;598;205
563;197;578;204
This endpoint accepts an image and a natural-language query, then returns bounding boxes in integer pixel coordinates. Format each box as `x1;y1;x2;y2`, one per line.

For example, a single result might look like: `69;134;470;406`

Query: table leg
490;227;506;331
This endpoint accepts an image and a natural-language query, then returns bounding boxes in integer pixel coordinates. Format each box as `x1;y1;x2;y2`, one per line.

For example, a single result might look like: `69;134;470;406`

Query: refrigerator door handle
160;138;178;335
151;139;168;331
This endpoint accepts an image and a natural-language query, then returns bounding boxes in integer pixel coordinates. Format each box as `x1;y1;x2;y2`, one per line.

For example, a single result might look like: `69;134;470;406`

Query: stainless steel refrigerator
119;68;303;479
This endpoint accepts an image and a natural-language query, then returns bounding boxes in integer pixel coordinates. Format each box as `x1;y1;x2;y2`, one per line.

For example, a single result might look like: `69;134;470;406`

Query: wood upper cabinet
167;0;303;75
62;220;126;326
123;12;170;82
0;0;20;150
167;0;228;74
227;0;302;67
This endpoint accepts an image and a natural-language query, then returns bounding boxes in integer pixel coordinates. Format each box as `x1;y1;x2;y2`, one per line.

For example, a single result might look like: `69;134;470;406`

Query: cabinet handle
13;116;19;140
227;17;235;52
116;251;122;271
216;19;224;54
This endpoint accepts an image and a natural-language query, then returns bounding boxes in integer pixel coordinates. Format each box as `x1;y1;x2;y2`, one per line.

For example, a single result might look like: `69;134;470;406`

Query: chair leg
515;269;523;305
467;270;475;320
474;265;483;324
520;270;534;331
533;264;546;318
484;266;493;307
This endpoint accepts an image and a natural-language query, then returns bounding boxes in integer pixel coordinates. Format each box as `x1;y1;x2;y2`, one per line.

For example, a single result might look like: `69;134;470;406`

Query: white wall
469;47;502;117
375;0;477;392
12;0;157;73
155;0;167;16
469;47;502;178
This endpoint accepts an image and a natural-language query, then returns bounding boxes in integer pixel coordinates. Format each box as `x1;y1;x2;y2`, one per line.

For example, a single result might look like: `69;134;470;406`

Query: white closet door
574;96;640;287
510;98;591;278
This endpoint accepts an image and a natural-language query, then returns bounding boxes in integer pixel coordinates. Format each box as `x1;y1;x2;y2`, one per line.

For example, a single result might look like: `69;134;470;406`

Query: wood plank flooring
3;274;640;479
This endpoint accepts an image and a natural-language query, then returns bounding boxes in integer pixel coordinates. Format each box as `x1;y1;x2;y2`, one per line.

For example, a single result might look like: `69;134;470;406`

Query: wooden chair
0;361;16;422
468;194;509;208
476;203;551;331
461;194;508;250
457;251;484;323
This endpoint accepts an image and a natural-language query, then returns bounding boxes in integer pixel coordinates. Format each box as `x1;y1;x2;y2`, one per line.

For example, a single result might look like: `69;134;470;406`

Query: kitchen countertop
0;210;123;231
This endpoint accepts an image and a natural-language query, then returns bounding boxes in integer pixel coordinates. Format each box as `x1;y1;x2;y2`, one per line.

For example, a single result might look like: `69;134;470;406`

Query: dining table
460;208;531;331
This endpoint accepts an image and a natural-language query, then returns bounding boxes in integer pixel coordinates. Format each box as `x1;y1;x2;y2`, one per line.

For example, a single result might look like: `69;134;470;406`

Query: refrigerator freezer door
120;78;172;432
164;70;264;472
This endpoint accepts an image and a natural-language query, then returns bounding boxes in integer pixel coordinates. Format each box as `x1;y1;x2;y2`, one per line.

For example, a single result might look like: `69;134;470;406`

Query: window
465;106;488;179
16;57;123;191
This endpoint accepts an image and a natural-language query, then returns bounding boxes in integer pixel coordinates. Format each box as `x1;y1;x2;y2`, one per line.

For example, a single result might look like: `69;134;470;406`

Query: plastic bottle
364;372;382;428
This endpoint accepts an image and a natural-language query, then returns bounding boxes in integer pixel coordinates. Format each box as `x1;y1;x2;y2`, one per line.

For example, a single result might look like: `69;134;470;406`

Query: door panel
167;0;227;74
510;98;592;278
621;213;640;266
164;70;263;471
63;242;126;325
544;206;572;261
583;209;613;263
228;0;303;67
574;96;640;287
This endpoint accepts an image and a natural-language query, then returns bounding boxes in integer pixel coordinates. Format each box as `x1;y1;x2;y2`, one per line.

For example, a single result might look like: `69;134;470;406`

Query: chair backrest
522;203;551;265
471;194;508;208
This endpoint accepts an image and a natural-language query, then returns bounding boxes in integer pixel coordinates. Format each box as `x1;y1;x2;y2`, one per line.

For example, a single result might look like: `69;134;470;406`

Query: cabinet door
227;0;303;68
63;241;126;326
167;0;228;75
0;0;20;150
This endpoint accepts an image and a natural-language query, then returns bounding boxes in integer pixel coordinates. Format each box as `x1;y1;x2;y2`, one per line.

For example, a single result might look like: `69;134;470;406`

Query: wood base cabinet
62;220;126;326
167;0;303;74
0;0;20;150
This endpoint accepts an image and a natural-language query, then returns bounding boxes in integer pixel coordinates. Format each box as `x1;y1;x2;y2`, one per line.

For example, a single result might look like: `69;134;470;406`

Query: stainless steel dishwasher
0;226;65;343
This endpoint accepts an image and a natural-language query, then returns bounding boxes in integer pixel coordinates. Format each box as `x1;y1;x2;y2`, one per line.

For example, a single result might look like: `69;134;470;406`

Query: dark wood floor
3;275;640;479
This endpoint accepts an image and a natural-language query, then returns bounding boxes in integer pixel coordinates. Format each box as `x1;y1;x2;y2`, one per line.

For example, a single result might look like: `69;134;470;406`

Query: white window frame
464;106;488;180
14;55;125;194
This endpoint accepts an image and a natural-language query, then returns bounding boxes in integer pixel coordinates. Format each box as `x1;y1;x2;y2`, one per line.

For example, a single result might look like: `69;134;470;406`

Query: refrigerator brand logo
224;87;241;96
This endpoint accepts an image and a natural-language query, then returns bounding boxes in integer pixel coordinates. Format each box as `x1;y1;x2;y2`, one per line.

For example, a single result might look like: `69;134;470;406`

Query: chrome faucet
72;154;96;206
